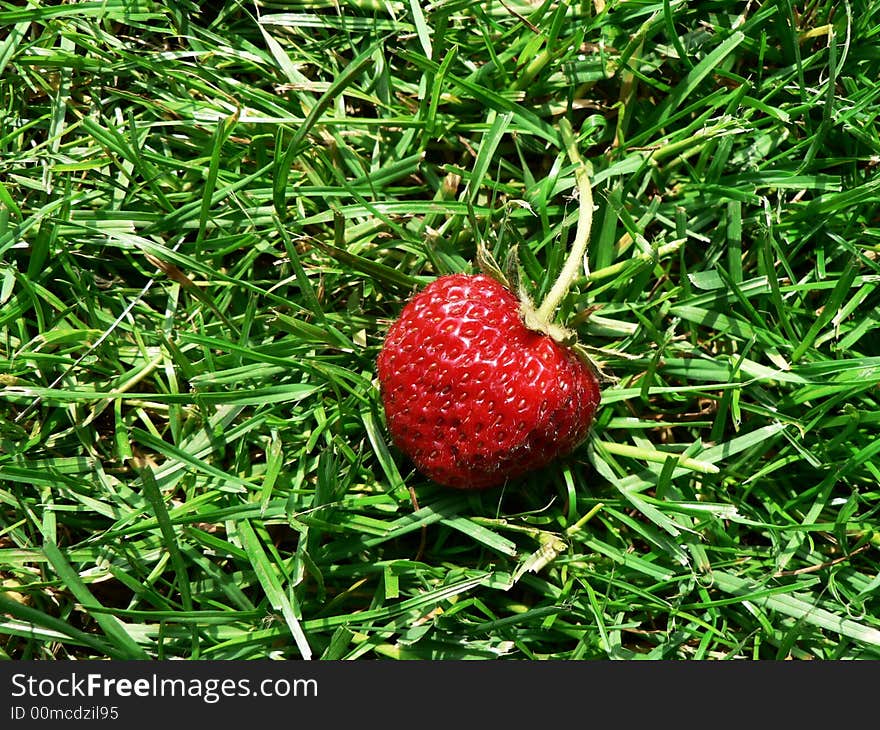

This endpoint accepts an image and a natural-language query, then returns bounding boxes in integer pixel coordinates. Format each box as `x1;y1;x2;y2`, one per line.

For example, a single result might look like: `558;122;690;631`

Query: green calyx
475;118;612;385
519;119;593;345
479;118;595;346
520;119;594;340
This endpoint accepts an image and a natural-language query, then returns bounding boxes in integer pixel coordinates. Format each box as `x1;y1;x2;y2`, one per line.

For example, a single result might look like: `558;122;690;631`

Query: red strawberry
377;273;600;489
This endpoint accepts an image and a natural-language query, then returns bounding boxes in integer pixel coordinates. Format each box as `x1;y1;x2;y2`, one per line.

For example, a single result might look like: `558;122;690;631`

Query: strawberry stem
533;118;594;324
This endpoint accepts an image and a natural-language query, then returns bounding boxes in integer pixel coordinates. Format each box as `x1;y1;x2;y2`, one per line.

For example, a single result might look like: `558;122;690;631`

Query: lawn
1;0;880;661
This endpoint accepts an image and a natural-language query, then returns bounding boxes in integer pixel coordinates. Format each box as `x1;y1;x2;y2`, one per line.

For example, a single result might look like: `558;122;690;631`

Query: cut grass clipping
2;0;880;660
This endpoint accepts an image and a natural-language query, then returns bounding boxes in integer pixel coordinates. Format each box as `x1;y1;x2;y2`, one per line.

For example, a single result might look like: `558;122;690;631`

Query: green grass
2;0;880;661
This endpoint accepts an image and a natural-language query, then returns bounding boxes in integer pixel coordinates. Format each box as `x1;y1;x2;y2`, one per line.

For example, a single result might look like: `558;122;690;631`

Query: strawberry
377;273;600;489
377;119;603;489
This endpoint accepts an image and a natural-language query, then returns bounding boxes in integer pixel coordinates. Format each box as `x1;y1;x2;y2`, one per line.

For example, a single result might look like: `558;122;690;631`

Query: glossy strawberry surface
377;273;601;489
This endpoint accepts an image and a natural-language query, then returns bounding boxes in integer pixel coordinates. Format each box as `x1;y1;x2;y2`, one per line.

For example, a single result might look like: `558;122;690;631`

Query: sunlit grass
1;0;879;660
